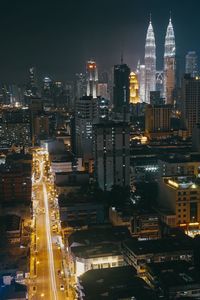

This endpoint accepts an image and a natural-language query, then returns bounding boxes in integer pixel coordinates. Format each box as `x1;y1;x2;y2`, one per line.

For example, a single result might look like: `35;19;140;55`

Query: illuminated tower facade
129;72;139;104
144;19;156;103
86;60;98;98
164;17;176;104
138;64;146;103
186;51;198;78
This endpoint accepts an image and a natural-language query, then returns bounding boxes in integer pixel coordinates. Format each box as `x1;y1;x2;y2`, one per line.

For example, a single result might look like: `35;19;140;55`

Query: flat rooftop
78;266;157;300
71;243;121;259
123;236;193;256
147;261;200;288
68;226;130;247
164;176;200;190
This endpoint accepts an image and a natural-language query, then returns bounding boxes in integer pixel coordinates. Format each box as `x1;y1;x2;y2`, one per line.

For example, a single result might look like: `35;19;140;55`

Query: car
60;284;64;291
32;286;37;293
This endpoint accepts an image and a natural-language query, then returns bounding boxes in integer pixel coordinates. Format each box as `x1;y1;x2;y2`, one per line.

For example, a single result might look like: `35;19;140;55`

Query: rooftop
68;226;130;247
147;261;200;288
71;243;121;259
78;266;157;300
123;236;193;256
164;176;200;190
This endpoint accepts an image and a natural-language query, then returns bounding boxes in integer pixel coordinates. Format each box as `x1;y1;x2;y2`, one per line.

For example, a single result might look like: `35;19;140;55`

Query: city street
29;150;69;300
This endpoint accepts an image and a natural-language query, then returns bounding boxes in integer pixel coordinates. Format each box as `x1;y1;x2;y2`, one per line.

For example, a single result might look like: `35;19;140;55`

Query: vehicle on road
60;284;64;291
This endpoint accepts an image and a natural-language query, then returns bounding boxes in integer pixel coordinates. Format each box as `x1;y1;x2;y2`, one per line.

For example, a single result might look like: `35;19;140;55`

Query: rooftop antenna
150;12;152;23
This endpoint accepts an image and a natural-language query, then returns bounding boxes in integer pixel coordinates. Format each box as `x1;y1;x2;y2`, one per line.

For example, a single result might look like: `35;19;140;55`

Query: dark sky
0;0;199;83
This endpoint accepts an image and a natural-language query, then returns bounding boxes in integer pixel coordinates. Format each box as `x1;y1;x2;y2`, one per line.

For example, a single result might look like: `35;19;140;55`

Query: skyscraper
182;74;200;136
113;62;130;112
75;95;97;159
129;72;139;104
138;64;146;103
93;120;130;191
164;17;176;104
86;60;98;98
144;19;156;103
186;51;198;78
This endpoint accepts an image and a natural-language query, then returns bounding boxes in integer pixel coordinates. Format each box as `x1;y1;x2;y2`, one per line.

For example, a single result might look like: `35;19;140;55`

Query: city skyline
0;0;199;82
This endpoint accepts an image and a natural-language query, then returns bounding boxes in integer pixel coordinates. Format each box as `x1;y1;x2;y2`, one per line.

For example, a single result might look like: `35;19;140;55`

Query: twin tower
139;17;176;104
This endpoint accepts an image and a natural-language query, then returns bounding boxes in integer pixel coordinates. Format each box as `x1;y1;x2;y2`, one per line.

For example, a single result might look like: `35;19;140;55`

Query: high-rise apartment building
93;121;130;191
186;51;198;78
0;109;32;148
113;63;130;112
163;18;176;104
86;60;98;98
182;74;200;136
144;19;156;103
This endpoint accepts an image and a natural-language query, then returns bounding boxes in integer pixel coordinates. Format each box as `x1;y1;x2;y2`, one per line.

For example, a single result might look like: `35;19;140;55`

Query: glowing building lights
163;17;176;104
129;72;140;104
144;19;156;103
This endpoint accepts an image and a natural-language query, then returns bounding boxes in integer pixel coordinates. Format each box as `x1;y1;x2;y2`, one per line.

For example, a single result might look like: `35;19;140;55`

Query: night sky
0;0;199;82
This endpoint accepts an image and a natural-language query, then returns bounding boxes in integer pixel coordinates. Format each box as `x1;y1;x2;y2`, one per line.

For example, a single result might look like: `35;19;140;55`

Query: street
29;150;69;300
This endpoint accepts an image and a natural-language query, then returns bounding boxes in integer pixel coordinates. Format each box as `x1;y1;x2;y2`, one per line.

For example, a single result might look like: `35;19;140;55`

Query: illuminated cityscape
1;1;200;300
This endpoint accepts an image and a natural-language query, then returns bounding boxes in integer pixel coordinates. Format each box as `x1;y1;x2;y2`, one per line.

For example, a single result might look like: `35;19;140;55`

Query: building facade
182;75;200;136
93;121;130;191
144;20;156;103
113;63;130;112
163;18;176;104
186;51;198;78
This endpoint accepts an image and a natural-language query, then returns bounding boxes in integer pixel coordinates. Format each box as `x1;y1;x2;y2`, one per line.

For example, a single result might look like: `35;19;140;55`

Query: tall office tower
185;51;198;77
86;60;98;98
182;74;200;136
75;95;97;160
28;67;38;96
93;120;130;191
113;62;130;112
129;72;139;104
164;17;176;104
144;19;156;103
138;64;146;103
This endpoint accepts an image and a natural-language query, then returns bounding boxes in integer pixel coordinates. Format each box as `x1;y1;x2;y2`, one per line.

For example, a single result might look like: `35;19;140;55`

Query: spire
164;15;176;58
144;18;156;103
145;17;156;59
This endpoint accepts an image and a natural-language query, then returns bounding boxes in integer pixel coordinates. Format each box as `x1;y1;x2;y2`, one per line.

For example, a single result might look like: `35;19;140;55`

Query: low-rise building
109;206;160;240
77;266;157;300
0;275;28;300
59;195;104;237
71;243;124;277
68;226;130;248
146;261;200;299
122;236;193;274
158;176;200;230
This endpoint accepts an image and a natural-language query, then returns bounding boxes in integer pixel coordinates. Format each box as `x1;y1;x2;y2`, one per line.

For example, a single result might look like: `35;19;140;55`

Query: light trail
43;181;58;300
